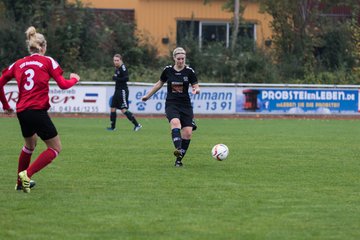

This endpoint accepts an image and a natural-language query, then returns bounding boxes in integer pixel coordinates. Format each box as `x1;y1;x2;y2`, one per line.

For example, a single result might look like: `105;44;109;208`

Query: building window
200;22;229;47
177;20;199;43
177;20;255;48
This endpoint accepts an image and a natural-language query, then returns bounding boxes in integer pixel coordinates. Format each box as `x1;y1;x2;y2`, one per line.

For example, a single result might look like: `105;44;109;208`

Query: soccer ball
211;144;229;161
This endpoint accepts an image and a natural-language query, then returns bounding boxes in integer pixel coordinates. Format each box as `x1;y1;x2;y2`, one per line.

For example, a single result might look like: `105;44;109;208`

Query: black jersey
160;65;198;105
113;64;129;90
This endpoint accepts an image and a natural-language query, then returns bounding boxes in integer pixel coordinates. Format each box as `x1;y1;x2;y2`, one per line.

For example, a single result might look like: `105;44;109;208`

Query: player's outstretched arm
0;81;12;113
141;80;164;102
54;73;80;89
0;68;14;112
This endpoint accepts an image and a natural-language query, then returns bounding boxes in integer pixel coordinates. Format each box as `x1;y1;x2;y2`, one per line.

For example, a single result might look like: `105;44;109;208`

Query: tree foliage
1;0;359;84
201;0;360;83
259;0;360;82
0;0;158;73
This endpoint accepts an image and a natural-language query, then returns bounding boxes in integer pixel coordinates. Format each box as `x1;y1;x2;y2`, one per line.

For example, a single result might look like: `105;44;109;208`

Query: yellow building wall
80;0;137;9
80;0;272;55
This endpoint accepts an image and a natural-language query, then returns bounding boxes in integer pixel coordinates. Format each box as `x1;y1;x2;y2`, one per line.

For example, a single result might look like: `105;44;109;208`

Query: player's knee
182;128;193;139
55;144;62;154
170;118;181;127
25;135;38;150
26;143;36;150
49;142;62;154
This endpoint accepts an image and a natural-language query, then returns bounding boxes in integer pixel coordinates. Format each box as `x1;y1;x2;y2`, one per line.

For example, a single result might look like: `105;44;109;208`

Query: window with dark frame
176;20;255;48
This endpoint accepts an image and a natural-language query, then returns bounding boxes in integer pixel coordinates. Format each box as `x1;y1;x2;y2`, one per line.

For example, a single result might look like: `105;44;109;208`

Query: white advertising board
126;86;236;114
4;85;107;113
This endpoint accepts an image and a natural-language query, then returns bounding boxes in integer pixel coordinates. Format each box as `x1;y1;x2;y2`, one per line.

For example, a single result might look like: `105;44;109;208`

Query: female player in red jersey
0;26;80;193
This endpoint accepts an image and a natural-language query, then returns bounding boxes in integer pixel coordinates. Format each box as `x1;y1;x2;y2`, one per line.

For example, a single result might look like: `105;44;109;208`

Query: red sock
27;148;59;178
17;146;34;185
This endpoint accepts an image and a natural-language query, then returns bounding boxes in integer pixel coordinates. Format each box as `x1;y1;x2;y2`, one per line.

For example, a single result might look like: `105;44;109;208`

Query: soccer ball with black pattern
211;144;229;161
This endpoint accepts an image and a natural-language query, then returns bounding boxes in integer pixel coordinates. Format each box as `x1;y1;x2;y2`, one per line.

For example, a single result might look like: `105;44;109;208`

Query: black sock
124;110;139;126
171;128;182;150
110;112;117;129
181;139;191;157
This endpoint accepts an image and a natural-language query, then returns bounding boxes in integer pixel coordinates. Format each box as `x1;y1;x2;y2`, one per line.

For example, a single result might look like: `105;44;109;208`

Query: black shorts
17;109;58;140
165;103;193;128
111;89;129;110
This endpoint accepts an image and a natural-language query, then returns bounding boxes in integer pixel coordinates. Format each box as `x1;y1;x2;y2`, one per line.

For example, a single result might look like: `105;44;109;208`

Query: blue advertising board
236;88;359;114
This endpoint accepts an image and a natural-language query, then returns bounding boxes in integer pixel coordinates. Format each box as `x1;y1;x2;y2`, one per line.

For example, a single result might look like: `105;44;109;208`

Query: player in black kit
107;54;142;131
142;47;200;167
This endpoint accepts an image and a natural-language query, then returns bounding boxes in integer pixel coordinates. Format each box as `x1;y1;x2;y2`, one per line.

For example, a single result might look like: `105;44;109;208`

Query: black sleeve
160;68;168;83
189;69;198;85
113;64;129;82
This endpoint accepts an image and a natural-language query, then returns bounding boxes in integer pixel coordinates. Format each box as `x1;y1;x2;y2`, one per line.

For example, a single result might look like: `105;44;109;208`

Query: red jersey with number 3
0;53;78;112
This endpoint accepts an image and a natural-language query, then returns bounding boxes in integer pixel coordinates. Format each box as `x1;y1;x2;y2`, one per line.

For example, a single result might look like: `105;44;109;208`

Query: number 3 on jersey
24;69;35;90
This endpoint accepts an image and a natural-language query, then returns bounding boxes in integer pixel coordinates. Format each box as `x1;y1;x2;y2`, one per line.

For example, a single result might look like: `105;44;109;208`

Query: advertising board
2;83;359;115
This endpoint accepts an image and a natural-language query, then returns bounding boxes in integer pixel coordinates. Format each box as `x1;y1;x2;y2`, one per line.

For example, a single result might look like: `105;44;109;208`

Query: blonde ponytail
25;26;37;39
25;26;47;54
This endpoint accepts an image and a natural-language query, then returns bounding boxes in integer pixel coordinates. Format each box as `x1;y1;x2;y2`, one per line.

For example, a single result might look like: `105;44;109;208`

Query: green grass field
1;116;360;240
